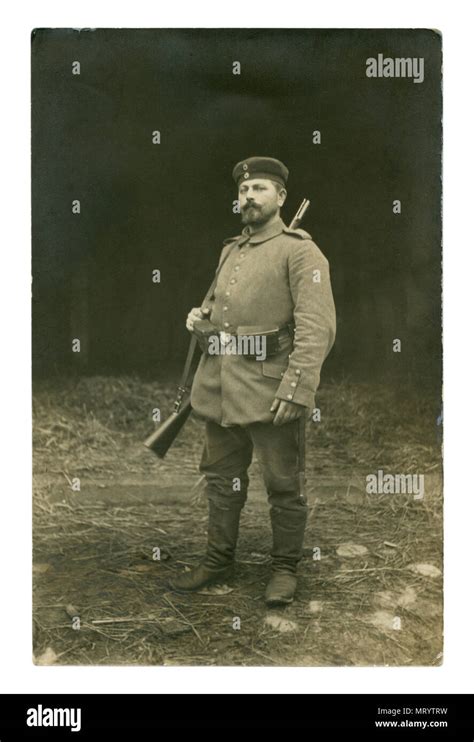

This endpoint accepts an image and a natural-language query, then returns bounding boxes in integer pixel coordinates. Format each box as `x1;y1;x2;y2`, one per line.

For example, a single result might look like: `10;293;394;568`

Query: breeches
199;419;307;511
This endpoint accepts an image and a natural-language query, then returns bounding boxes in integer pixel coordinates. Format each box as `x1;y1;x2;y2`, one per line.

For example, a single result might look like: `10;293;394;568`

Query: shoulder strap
282;226;312;240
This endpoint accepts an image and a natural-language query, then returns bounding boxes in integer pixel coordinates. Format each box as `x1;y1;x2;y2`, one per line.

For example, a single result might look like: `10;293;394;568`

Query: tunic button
291;382;297;388
225;291;230;297
296;369;301;375
224;322;230;328
287;394;293;400
223;306;228;311
230;278;236;284
234;266;240;271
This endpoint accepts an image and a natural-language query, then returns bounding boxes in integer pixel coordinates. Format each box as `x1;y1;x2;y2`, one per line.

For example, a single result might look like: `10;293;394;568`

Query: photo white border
1;0;471;696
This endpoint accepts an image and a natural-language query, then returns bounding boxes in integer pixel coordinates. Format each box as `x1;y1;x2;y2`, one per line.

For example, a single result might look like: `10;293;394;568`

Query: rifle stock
143;398;192;458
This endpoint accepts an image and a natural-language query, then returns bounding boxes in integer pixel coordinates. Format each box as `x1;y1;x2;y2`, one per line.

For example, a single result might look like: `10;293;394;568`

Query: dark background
31;28;442;388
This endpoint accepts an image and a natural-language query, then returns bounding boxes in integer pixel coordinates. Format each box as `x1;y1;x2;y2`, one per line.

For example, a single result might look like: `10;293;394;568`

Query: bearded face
239;179;286;226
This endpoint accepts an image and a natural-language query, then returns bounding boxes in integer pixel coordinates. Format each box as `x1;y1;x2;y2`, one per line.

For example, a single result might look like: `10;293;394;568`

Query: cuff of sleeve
276;369;317;408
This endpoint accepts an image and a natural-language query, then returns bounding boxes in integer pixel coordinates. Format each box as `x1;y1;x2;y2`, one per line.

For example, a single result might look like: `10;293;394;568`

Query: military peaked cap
232;156;289;188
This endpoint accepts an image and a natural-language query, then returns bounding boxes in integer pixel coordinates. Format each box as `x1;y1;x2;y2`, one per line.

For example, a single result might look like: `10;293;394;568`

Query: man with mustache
170;156;336;606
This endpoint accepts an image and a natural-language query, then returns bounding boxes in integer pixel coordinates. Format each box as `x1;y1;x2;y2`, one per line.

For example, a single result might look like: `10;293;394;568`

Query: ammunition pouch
236;325;293;360
193;319;219;354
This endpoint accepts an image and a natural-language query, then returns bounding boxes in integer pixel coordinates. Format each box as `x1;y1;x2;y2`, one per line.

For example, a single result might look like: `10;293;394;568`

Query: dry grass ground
32;375;442;666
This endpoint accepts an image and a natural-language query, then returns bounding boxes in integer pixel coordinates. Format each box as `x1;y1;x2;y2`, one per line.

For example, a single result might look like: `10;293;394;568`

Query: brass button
223;306;228;311
224;322;230;328
234;266;240;272
296;369;301;375
225;291;230;297
230;278;236;284
287;394;293;400
291;382;297;388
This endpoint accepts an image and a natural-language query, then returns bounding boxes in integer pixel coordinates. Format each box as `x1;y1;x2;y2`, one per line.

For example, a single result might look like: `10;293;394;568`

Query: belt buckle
220;330;232;346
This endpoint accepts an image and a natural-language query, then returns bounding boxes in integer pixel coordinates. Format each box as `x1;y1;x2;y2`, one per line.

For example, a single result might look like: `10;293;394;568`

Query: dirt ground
33;375;443;667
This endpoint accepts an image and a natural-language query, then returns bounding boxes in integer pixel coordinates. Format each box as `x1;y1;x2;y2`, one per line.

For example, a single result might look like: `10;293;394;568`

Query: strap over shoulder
217;241;235;268
222;234;242;245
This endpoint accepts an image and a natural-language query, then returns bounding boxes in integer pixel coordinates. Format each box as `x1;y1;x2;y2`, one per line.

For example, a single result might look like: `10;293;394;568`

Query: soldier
169;156;336;605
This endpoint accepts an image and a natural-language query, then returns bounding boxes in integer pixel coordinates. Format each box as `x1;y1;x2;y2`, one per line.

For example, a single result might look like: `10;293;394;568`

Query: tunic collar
241;216;285;245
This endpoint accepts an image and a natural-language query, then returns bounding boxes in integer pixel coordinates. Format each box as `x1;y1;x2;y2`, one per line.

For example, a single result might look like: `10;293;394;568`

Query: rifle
143;198;310;458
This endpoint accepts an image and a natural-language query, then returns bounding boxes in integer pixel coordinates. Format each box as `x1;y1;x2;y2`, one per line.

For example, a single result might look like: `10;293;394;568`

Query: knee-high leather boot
265;492;307;606
169;494;244;592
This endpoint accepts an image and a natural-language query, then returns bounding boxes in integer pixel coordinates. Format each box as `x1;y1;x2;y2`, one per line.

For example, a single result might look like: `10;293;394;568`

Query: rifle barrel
290;198;310;229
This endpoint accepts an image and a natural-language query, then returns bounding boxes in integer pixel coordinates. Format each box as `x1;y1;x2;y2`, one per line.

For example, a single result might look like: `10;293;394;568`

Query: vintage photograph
32;28;442;666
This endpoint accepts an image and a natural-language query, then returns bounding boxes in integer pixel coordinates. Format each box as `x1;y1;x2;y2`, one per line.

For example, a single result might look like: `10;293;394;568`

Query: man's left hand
270;398;307;426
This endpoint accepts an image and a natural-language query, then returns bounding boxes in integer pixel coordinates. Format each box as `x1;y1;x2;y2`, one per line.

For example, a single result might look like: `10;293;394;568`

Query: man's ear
278;188;287;208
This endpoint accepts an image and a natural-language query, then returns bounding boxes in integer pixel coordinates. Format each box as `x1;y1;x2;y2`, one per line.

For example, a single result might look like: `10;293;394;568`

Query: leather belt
219;323;294;346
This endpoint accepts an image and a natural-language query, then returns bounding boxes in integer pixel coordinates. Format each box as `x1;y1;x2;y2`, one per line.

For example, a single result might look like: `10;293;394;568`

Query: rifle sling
178;334;198;396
